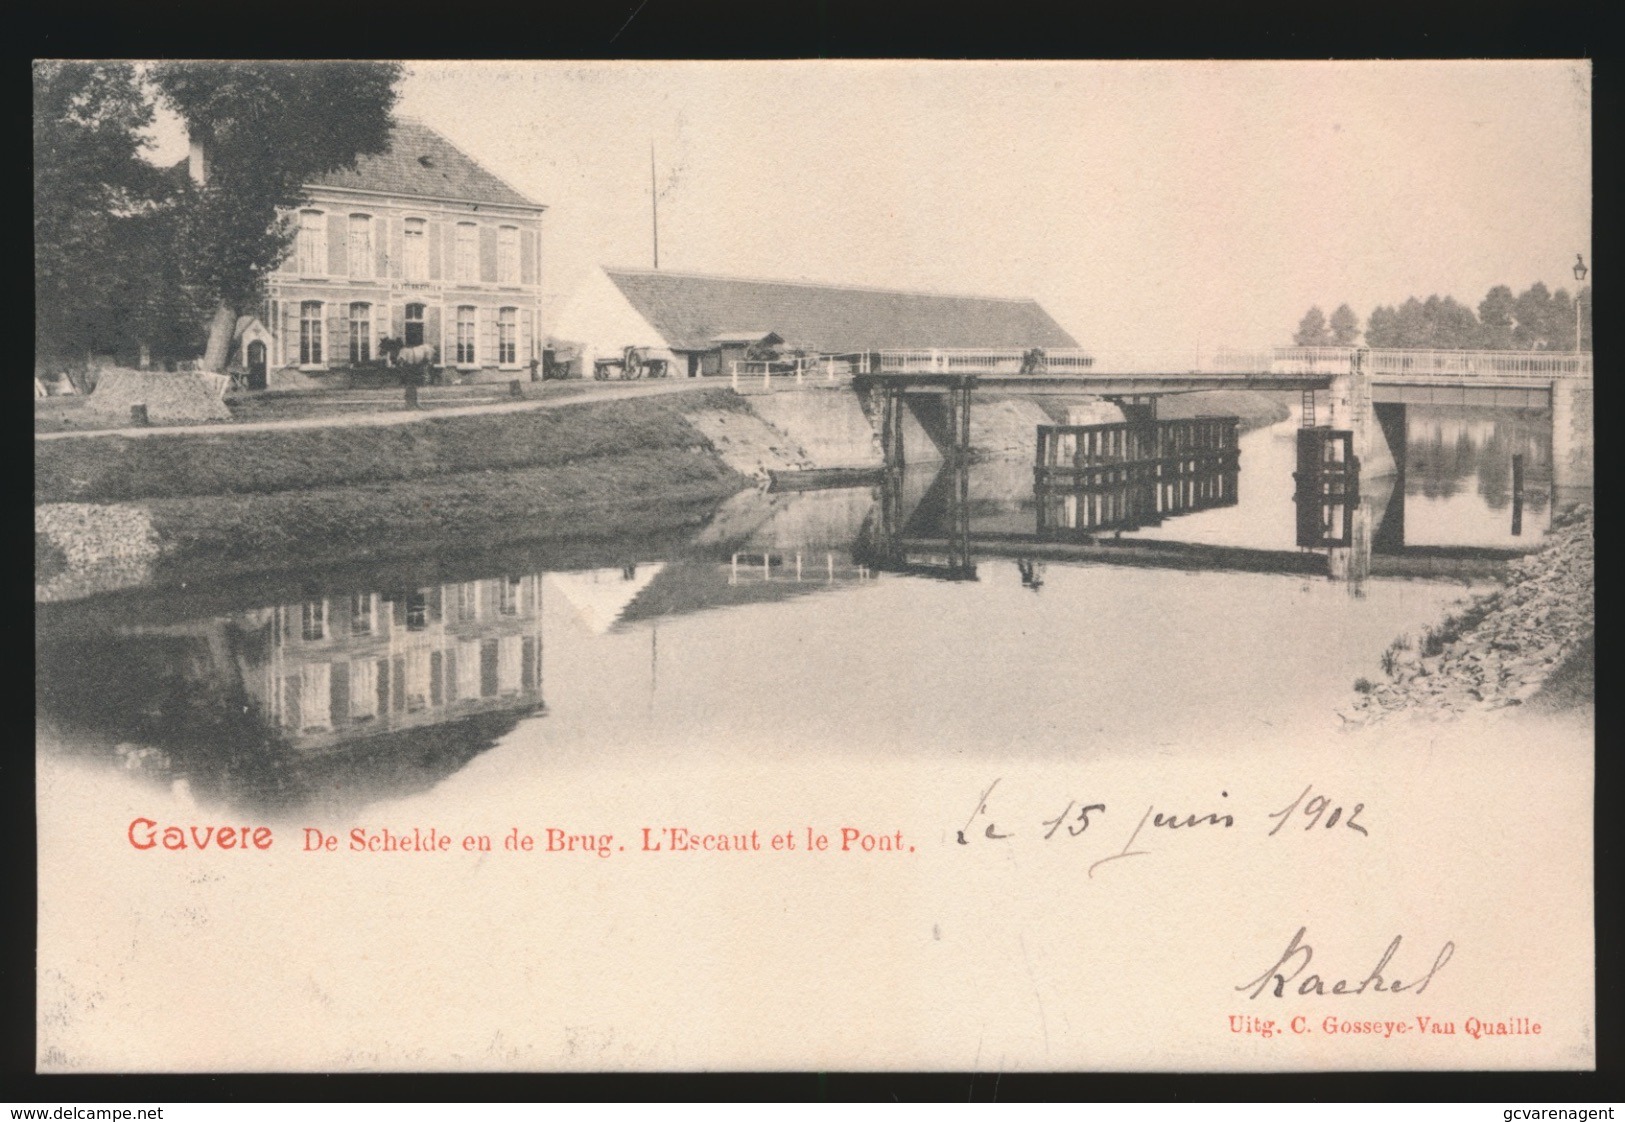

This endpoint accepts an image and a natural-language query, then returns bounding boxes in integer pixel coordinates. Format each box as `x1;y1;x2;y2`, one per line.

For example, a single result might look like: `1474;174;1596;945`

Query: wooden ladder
1300;389;1317;427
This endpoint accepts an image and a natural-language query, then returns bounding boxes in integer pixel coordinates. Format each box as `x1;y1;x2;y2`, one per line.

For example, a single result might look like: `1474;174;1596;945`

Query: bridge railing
1267;347;1360;374
730;358;858;391
1363;349;1592;379
869;345;1593;379
877;348;1096;373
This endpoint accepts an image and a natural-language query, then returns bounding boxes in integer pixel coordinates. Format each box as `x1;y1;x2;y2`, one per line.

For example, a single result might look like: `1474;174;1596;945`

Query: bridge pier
1551;374;1594;490
1325;355;1398;478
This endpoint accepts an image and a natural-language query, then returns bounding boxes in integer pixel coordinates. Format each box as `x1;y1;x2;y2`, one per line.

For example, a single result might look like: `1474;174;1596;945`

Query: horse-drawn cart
592;345;670;381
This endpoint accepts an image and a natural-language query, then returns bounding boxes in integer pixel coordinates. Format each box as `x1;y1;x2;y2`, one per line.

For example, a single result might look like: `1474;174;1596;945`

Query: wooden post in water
1511;453;1525;536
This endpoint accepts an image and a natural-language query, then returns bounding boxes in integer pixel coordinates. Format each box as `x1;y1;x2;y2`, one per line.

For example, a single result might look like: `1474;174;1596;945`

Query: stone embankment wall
1343;504;1594;723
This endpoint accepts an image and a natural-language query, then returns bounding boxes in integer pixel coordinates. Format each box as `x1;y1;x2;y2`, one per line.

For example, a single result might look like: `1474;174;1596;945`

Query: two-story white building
256;118;545;386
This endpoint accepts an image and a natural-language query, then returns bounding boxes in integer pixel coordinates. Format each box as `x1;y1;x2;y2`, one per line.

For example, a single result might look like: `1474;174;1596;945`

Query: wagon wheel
623;345;643;380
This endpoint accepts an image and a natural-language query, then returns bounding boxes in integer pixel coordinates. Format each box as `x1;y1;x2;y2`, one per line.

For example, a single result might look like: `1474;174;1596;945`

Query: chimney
187;133;211;187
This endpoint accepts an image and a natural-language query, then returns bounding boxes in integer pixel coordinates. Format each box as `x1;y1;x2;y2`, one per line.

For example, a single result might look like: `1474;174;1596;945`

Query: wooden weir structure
1034;416;1241;536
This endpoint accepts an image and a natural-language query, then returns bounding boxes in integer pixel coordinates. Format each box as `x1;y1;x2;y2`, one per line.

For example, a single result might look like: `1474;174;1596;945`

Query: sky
144;60;1591;356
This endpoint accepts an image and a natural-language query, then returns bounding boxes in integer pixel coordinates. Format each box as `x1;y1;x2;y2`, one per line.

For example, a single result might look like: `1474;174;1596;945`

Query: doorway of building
247;341;268;390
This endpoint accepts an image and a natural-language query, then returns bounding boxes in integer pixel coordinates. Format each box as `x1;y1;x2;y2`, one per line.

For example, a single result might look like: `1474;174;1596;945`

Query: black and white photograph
32;59;1594;1072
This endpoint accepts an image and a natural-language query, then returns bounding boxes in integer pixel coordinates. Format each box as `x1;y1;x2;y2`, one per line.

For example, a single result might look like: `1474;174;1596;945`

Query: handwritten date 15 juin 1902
955;780;1367;877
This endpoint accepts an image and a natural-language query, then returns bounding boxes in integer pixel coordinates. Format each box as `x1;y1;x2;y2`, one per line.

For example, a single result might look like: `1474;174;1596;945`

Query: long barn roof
603;268;1079;352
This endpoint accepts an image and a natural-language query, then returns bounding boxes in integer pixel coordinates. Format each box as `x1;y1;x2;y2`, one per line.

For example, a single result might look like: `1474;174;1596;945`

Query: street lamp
1573;254;1588;352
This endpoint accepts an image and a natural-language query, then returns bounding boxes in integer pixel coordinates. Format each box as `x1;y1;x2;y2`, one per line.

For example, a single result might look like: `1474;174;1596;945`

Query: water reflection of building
549;555;877;632
243;575;546;752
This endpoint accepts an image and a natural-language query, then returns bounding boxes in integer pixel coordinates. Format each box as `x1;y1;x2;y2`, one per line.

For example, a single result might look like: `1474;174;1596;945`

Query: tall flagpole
650;141;659;269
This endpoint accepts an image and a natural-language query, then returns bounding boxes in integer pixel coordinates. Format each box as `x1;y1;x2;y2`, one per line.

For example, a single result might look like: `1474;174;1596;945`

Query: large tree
1511;282;1553;350
1328;303;1360;346
33;61;170;382
1477;285;1516;350
1292;306;1331;347
1364;304;1399;348
150;61;402;371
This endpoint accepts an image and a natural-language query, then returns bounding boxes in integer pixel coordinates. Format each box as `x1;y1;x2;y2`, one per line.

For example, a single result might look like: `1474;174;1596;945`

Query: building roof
603;269;1079;352
304;118;541;209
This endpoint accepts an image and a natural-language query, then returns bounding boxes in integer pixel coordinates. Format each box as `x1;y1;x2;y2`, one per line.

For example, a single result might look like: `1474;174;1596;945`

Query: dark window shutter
329;305;347;364
330;662;350;727
426;306;442;358
521;228;537;285
480;226;498;283
327;213;347;276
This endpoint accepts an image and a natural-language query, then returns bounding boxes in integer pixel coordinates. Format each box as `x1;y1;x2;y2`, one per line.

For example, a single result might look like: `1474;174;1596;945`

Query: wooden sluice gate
1291;427;1360;548
1034;416;1241;537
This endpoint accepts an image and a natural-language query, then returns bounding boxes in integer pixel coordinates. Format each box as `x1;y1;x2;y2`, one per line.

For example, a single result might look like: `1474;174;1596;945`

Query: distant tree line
1291;283;1592;351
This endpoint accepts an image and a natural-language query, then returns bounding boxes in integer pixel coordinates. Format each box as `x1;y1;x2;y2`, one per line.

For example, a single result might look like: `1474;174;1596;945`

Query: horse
380;337;441;385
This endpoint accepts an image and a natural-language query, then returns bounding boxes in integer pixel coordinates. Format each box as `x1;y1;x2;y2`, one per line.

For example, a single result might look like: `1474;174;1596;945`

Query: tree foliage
1328;303;1360;345
150;61;403;366
1296;281;1592;351
33;61;173;376
1292;306;1330;347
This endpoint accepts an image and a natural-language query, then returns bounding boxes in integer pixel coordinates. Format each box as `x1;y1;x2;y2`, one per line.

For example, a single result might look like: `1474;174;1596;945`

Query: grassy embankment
33;377;620;434
37;391;754;586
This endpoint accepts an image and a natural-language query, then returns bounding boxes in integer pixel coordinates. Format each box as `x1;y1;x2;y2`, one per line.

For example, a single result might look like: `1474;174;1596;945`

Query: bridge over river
854;345;1590;489
840;346;1591;585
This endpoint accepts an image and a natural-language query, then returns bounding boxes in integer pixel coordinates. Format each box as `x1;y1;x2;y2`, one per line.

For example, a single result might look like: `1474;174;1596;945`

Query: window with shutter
348;215;373;279
349;303;372;363
404;303;425;348
498;226;519;284
498;307;518;366
297;211;326;276
455;223;477;283
456;305;477;365
299;301;324;366
404;218;428;281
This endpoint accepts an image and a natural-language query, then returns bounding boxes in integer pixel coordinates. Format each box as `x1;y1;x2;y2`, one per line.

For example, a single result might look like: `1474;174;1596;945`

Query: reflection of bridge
854;416;1534;586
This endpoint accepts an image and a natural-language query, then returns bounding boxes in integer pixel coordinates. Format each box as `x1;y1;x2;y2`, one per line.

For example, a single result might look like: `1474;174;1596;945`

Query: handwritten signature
1237;926;1455;999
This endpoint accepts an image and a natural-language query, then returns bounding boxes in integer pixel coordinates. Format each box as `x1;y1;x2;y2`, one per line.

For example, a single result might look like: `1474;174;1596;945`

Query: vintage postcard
34;59;1593;1072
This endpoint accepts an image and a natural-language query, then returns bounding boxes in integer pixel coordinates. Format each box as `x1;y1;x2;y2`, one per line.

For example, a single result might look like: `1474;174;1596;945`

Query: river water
35;401;1600;1072
35;405;1567;820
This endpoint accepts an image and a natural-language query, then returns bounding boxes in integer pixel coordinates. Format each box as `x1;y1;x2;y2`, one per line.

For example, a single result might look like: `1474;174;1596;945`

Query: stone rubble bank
35;502;160;602
1343;504;1594;724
